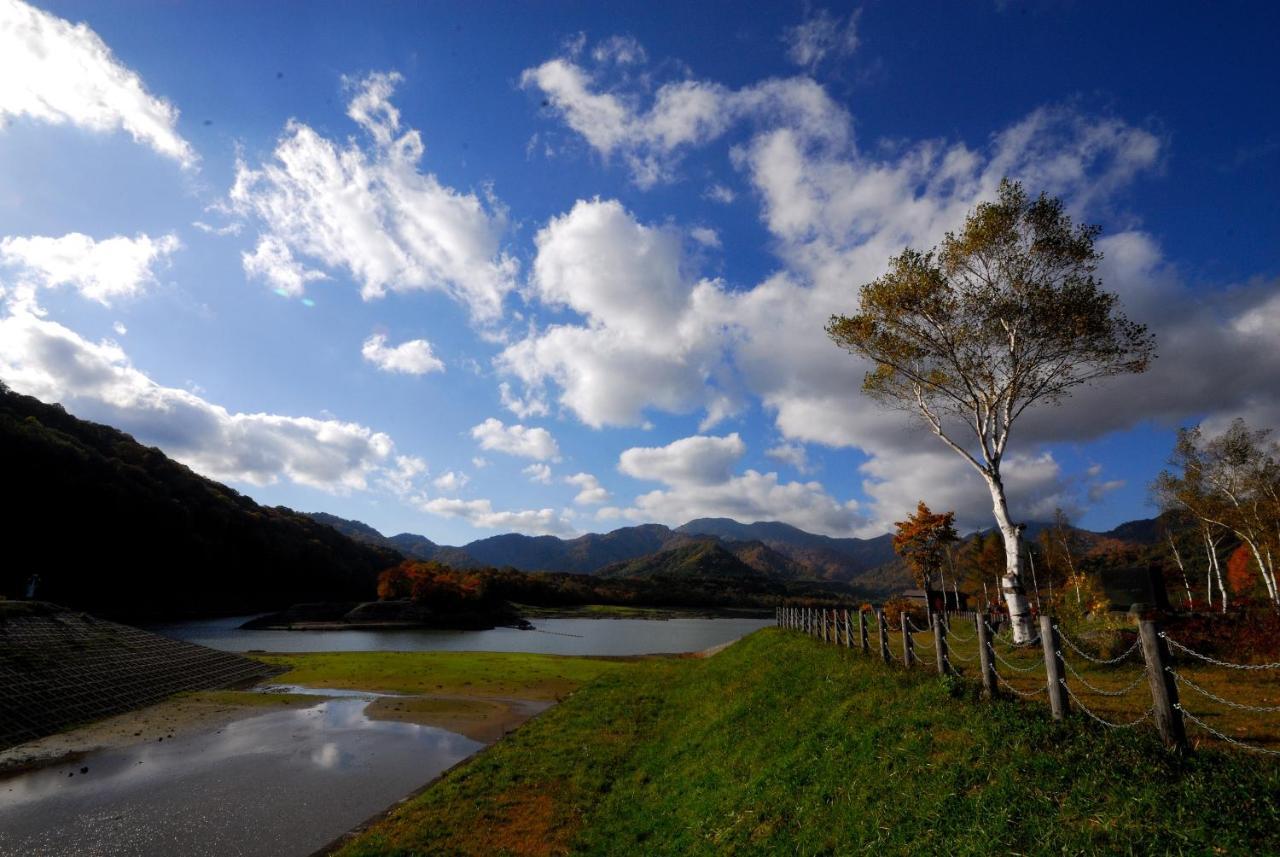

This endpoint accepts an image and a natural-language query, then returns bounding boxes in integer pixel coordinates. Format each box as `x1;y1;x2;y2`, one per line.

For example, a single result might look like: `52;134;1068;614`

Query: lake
151;615;774;656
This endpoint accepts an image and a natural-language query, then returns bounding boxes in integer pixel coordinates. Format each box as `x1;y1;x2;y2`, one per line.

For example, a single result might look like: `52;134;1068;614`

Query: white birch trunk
1167;533;1194;610
983;472;1036;644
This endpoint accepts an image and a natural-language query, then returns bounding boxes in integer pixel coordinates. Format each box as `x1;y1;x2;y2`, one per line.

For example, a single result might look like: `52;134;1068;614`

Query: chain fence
776;605;1280;757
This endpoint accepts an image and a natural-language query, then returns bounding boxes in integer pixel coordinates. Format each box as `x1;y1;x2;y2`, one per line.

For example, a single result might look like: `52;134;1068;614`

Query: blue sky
1;1;1277;544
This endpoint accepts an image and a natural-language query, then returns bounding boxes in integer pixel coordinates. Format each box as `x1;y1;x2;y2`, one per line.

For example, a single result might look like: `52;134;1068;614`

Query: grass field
334;628;1280;856
256;651;632;701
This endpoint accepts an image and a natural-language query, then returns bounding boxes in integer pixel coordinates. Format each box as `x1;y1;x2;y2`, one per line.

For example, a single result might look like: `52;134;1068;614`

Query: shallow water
152;615;773;655
0;697;482;857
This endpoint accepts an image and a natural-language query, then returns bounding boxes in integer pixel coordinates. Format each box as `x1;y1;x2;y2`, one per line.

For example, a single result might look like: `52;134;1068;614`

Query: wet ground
0;695;484;857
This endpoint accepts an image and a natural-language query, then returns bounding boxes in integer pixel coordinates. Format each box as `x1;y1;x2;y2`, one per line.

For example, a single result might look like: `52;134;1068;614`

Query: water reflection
0;698;482;857
151;615;773;655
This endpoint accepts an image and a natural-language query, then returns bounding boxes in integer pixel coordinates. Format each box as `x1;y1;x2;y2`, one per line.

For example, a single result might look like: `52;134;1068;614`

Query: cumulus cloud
522;40;848;186
614;432;864;536
0;308;401;492
782;8;861;70
418;496;575;536
241;235;325;298
565;471;609;505
0;0;196;167
627;468;865;537
523;462;553;484
470;417;560;461
432;470;469;492
704;183;736;204
381;454;428;498
689;226;720;248
619;433;746;486
229;71;517;321
0;232;180;306
520;47;1259;531
496;199;737;428
361;333;444;375
591;34;647;66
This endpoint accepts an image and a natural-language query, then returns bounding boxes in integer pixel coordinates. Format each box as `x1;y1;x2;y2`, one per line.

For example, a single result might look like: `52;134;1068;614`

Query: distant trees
1153;418;1280;609
892;502;958;614
828;180;1155;643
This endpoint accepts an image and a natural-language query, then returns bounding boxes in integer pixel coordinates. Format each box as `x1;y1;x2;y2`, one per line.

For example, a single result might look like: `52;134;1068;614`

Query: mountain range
305;511;907;588
2;381;1166;619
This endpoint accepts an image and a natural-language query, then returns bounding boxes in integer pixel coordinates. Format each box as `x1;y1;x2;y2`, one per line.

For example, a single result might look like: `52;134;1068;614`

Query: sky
0;0;1277;545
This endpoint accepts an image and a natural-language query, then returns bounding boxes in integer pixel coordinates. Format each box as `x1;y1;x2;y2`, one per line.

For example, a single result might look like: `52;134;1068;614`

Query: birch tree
827;180;1155;643
1154;420;1280;608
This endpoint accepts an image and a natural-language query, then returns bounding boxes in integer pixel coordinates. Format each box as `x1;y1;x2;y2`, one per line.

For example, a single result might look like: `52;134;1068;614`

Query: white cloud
689;226;720;248
381;454;427;497
619;433;746;486
432;470;469;492
704;183;736;204
782;8;861;71
522;41;848;187
112;321;127;336
0;0;196;167
471;456;490;469
0;232;180;306
496;199;737;428
419;496;575;536
857;450;1073;536
523;462;552;484
361;333;444;375
241;235;325;298
470;417;560;461
229;71;517;321
499;380;549;419
192;220;242;237
565;471;609;505
627;469;865;537
591;34;647;66
521;53;1227;532
0;308;400;492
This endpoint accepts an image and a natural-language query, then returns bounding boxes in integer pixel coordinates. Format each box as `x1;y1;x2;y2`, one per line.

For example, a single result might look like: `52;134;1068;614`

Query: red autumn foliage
1226;545;1255;597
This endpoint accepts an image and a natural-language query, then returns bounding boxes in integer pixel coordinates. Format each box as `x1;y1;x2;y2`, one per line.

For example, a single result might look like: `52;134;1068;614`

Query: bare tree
828;180;1154;643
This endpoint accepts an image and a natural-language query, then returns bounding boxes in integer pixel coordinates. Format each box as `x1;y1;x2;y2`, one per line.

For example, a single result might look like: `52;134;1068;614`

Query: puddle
0;697;482;856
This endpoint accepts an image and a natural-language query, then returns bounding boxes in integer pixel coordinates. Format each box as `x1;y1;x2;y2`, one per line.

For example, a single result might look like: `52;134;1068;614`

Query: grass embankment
257;651;629;700
514;603;770;620
336;629;1280;856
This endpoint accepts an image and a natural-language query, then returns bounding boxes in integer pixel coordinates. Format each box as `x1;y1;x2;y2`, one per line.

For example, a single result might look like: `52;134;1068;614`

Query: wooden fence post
976;616;997;697
933;613;949;675
901;613;915;667
822;609;830;643
859;610;870;654
877;609;891;663
844;609;852;648
1040;615;1069;720
1138;617;1188;750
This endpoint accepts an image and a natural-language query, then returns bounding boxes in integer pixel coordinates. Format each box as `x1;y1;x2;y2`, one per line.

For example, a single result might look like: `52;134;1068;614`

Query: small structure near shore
0;601;283;749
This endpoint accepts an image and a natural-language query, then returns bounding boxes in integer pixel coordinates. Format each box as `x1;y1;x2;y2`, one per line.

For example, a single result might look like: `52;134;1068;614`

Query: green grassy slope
337;629;1280;856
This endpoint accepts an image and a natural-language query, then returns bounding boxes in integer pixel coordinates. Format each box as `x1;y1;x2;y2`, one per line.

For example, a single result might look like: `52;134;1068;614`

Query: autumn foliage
892;501;958;590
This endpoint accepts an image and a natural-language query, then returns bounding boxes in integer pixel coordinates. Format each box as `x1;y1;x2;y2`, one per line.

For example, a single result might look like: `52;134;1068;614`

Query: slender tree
892;501;959;616
828;180;1155;643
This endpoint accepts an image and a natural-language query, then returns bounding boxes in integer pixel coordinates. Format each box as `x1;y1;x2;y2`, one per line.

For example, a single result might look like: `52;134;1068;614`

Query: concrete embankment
0;601;282;749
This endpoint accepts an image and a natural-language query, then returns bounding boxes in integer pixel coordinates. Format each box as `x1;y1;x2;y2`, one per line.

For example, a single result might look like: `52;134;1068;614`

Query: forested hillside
0;386;401;620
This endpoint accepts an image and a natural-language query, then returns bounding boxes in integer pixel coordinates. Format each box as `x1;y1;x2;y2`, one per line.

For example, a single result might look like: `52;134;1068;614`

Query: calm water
0;696;482;857
151;615;773;655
